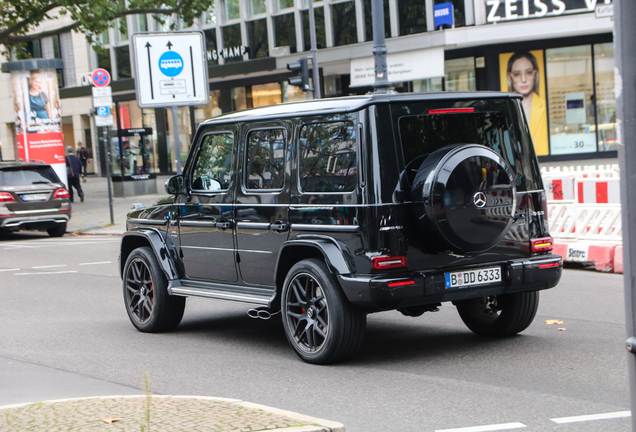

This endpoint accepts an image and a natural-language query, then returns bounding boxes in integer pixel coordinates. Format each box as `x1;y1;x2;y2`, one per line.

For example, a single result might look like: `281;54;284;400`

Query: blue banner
434;2;454;28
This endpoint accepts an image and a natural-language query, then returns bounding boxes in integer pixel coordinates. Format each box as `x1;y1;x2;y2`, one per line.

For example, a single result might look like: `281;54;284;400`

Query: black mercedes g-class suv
120;92;562;364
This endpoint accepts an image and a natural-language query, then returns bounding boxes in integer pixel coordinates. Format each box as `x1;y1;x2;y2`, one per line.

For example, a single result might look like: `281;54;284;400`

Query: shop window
594;43;617;152
225;0;241;20
302;7;326;50
398;0;427;35
332;1;357;47
222;24;243;63
245;129;286;190
273;13;297;54
232;87;248;111
434;0;465;28
247;19;269;58
363;0;390;41
204;29;219;66
97;49;112;77
413;78;443;93
251;0;267;15
166;106;194;172
445;57;475;91
546;46;595;155
195;91;223;127
282;81;313;102
252;83;282;107
277;0;294;10
115;45;131;79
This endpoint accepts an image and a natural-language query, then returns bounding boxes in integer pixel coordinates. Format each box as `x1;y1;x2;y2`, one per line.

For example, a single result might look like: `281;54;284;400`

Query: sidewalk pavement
16;176;345;431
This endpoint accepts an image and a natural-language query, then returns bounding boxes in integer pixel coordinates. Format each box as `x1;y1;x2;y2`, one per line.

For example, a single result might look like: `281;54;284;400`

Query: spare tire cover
411;144;516;253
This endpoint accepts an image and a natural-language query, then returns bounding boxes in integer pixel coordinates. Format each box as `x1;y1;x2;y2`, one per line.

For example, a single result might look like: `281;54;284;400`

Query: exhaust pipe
247;307;278;320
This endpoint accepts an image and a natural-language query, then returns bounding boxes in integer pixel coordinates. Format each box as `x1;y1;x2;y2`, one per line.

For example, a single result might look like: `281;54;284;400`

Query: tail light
0;192;15;202
531;237;553;254
53;188;70;199
372;255;407;271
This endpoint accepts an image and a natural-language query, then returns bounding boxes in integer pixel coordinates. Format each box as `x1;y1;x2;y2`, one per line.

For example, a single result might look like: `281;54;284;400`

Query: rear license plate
21;193;47;201
445;267;502;289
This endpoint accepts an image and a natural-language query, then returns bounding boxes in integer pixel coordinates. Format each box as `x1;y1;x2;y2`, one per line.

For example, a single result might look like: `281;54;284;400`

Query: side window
191;132;234;192
245;128;286;190
299;121;357;193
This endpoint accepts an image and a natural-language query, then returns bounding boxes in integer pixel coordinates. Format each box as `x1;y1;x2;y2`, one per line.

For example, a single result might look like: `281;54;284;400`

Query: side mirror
165;175;184;195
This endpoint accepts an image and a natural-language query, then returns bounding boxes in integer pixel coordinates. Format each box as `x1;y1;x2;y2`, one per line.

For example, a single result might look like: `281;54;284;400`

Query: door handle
270;221;288;232
216;220;232;230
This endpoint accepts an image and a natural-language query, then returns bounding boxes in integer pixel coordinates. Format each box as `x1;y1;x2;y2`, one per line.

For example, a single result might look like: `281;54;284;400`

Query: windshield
390;98;542;191
0;166;61;186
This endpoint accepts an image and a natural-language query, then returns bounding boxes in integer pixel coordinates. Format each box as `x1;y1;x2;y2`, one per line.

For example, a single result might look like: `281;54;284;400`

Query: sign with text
350;48;444;87
434;2;454;28
132;31;210;108
550;132;596;155
92;86;112;107
486;0;613;23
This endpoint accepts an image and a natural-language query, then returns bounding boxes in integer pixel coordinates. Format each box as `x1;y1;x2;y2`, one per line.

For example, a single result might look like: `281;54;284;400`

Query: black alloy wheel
123;247;185;332
281;259;366;364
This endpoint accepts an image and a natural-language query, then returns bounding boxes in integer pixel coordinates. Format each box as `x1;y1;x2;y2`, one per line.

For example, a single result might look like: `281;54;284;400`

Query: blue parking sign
97;106;110;117
434;2;454;29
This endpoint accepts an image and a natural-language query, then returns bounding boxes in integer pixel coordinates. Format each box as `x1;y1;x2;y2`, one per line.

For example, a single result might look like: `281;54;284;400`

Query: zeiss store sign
434;2;454;28
486;0;613;22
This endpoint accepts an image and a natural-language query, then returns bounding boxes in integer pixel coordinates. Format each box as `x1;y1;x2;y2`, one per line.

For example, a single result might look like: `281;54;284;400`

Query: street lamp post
370;0;391;92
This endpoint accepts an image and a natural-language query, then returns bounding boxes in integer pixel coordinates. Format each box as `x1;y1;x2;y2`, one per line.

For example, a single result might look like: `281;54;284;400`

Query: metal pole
370;0;391;92
171;106;182;174
615;1;636;428
307;0;321;99
103;127;114;225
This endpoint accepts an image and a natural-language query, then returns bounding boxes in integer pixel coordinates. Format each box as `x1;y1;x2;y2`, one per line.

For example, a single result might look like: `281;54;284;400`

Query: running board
168;280;272;305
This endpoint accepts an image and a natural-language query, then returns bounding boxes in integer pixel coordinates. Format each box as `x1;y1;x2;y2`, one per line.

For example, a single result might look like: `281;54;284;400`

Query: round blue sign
158;51;184;77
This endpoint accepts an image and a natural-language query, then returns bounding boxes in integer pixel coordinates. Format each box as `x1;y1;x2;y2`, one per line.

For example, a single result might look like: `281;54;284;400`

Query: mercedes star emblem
474;192;487;208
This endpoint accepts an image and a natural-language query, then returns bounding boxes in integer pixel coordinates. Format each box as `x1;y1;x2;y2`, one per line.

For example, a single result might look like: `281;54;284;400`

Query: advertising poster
11;69;66;184
499;50;549;156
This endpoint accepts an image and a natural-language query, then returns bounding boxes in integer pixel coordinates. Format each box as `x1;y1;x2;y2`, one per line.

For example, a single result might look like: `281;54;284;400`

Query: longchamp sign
486;0;613;22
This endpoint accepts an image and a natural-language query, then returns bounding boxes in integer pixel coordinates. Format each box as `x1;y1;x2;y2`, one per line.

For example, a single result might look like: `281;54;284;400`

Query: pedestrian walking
78;143;88;182
65;146;84;203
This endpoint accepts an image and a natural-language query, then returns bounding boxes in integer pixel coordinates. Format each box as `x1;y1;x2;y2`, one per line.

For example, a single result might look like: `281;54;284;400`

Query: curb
0;395;345;432
554;241;622;273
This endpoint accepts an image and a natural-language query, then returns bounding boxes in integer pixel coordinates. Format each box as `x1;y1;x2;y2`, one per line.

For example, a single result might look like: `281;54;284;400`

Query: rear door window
245;128;286;191
0;166;61;186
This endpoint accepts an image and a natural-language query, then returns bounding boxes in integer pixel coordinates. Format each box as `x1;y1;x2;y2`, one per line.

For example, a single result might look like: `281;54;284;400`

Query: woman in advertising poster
28;73;51;120
500;51;549;156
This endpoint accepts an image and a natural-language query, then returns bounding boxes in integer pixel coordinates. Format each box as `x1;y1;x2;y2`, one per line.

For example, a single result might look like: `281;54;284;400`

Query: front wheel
123;246;185;332
281;259;366;364
456;291;539;337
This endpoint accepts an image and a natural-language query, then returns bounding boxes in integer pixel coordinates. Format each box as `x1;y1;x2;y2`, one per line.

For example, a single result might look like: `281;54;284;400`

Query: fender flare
120;228;181;281
276;237;355;278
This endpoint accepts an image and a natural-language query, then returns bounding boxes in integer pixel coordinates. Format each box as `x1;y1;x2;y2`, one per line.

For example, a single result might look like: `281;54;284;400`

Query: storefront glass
111;101;157;177
195;90;223;128
282;82;314;102
445;57;475;91
546;45;595;155
594;42;617;151
302;7;326;49
413;78;443;92
247;19;269;58
252;83;282;107
273;13;297;53
332;1;358;46
166;106;193;171
232;87;248;111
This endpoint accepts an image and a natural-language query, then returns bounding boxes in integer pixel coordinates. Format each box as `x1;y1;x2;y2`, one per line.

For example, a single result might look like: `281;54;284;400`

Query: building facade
0;0;615;177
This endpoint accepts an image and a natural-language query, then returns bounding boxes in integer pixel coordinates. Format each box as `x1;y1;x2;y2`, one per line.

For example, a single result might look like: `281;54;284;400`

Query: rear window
390;99;542;191
0;166;61;186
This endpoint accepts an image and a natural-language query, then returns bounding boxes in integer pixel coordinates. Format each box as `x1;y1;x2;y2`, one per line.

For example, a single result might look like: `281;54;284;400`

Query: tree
0;0;211;58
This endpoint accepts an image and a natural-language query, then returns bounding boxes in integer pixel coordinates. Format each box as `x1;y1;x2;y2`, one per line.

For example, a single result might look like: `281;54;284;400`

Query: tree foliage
0;0;211;57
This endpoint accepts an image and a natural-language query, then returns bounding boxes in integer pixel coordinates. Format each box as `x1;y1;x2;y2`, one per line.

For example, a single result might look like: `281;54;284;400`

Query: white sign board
92;86;112;107
132;31;210;108
95;115;114;127
350;47;445;87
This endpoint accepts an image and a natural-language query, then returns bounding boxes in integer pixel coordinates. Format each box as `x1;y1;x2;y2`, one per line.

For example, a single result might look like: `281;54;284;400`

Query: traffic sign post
91;68;111;87
132;31;209;173
90;70;114;224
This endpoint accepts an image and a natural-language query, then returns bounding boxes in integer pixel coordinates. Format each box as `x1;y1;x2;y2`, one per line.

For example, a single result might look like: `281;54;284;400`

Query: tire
123;246;185;332
281;259;366;364
456;291;539;337
47;223;66;237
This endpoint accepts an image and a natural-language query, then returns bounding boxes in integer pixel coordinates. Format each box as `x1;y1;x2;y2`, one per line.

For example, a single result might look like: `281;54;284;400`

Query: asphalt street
0;231;631;432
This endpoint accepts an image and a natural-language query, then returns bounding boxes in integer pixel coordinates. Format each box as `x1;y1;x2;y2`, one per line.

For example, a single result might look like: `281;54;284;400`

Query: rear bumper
0;211;71;230
337;255;562;312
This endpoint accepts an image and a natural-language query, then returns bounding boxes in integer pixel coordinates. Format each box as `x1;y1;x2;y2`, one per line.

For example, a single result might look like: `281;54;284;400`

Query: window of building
192;133;234;191
245;129;286;190
363;0;390;41
398;0;427;35
273;13;297;53
100;30;110;45
594;43;616;152
52;35;64;88
277;0;295;10
251;0;267;15
283;81;313;102
24;40;42;58
116;18;128;42
412;78;443;92
115;45;132;79
434;0;465;28
204;29;219;65
222;24;243;63
445;57;475;91
252;83;282;107
247;19;269;58
204;4;217;24
332;1;357;47
137;14;148;32
225;0;241;20
299;122;357;193
302;7;326;49
546;45;595;155
96;49;112;77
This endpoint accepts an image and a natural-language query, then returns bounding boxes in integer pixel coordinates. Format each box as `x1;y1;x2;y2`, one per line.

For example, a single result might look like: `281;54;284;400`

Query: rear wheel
456;291;539;337
123;246;185;332
281;259;366;364
47;223;66;237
